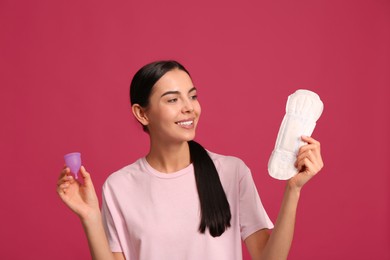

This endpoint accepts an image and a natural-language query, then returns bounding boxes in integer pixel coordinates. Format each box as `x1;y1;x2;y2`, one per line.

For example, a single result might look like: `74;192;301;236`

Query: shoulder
207;150;244;165
207;151;251;178
103;158;145;190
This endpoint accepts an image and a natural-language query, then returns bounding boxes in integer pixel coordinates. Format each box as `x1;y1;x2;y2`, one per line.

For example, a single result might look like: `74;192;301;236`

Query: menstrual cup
64;152;81;179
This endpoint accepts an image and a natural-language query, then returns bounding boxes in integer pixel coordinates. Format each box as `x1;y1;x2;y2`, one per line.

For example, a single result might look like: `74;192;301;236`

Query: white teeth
177;121;193;126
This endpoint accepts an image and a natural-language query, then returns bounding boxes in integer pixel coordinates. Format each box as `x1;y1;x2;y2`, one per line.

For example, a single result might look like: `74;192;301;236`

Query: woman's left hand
289;136;324;190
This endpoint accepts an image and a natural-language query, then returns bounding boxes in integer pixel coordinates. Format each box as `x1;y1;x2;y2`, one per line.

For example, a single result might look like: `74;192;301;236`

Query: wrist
79;208;102;226
286;181;302;197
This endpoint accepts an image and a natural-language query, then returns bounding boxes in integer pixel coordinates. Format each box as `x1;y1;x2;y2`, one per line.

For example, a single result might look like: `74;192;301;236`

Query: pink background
1;0;389;259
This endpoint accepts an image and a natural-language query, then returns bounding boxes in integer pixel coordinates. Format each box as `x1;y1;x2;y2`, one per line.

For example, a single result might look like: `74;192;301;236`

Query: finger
58;167;71;181
59;170;73;181
80;166;94;187
57;176;76;196
57;187;65;197
57;182;70;191
296;148;316;164
296;157;306;172
298;144;321;161
57;169;76;196
80;166;88;178
296;149;315;171
296;157;309;173
298;143;318;154
301;136;321;151
57;173;72;187
301;135;320;145
57;182;69;197
298;152;323;174
301;157;318;175
57;167;73;197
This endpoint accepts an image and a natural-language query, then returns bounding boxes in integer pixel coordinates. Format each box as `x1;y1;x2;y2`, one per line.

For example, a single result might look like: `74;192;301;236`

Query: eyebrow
160;87;197;97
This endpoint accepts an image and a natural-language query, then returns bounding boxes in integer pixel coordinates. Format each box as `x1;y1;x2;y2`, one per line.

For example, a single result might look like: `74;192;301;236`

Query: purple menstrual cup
64;152;81;179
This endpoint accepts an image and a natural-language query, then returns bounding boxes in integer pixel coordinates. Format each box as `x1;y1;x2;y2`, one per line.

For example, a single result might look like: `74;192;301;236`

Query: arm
81;210;125;260
57;166;125;260
245;136;324;260
245;183;300;260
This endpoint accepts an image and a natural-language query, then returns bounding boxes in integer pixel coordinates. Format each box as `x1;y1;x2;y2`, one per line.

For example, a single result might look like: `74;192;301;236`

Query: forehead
152;69;194;94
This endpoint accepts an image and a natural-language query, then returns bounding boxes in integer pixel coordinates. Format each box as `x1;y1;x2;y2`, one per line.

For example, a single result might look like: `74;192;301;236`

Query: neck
146;140;191;173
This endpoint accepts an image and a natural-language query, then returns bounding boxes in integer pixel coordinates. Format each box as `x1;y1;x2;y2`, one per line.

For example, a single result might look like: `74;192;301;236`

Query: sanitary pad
268;89;324;180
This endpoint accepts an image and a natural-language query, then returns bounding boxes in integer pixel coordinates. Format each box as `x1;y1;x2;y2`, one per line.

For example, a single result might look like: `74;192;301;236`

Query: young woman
57;60;324;260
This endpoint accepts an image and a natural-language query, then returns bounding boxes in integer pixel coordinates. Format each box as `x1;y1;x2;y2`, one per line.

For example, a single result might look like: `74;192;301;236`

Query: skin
57;69;324;260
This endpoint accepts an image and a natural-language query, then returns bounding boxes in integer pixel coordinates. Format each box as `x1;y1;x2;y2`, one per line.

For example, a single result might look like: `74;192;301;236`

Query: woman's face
144;69;201;144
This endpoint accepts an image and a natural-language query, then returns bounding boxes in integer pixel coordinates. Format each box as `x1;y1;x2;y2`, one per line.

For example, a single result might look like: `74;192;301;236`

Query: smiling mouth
175;120;194;126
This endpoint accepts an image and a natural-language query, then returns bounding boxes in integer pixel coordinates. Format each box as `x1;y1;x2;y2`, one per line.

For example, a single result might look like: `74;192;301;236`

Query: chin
178;131;196;142
183;133;196;142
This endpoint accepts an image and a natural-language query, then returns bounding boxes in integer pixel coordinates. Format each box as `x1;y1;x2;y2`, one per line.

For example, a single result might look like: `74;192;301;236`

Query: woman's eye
191;95;198;100
167;98;178;103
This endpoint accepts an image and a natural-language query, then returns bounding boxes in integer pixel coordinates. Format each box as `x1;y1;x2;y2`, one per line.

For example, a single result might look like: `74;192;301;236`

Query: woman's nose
182;98;194;113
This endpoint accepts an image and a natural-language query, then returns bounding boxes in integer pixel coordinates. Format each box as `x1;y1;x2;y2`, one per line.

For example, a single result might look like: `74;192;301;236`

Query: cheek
145;106;165;124
153;106;176;124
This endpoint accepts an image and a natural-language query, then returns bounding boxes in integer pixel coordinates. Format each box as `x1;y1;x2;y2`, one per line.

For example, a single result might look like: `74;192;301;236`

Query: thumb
80;166;93;186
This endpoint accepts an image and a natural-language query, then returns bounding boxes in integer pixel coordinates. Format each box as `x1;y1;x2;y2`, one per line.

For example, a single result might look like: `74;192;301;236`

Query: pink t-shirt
102;152;273;260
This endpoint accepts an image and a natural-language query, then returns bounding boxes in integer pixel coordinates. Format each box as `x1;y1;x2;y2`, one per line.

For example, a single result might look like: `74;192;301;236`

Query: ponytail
188;140;231;237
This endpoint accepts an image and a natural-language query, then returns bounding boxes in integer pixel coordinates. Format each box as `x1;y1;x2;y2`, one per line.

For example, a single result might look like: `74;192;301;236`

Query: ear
132;104;149;126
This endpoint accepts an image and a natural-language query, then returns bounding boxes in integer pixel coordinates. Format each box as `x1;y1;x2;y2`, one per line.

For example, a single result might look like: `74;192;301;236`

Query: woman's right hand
57;166;100;220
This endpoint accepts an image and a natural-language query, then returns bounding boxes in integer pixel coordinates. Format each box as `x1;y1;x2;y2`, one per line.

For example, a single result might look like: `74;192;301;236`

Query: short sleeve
101;183;123;253
239;163;274;241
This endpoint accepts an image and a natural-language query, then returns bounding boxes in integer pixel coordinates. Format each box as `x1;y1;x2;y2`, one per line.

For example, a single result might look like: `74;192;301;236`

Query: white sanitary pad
268;89;324;180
